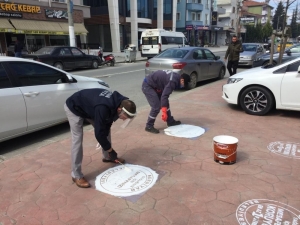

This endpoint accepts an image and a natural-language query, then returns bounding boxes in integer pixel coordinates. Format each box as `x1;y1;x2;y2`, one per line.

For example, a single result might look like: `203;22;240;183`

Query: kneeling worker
64;88;137;188
142;70;190;134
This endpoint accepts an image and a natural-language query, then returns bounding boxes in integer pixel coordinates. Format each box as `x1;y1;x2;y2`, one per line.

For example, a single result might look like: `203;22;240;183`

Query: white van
141;29;189;58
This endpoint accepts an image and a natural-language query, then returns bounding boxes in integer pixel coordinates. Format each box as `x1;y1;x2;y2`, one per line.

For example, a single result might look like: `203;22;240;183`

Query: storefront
0;1;89;54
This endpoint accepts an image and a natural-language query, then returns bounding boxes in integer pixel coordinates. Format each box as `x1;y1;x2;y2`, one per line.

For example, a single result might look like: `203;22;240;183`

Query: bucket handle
212;142;237;159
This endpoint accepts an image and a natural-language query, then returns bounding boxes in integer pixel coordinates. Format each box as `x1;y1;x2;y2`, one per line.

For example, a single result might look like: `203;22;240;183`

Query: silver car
239;43;265;66
145;47;226;89
0;57;110;142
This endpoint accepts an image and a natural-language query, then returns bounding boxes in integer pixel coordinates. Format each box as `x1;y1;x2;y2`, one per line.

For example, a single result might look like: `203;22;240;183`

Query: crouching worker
142;70;190;134
64;88;137;188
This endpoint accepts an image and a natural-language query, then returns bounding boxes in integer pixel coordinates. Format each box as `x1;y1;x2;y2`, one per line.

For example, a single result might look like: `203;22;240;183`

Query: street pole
270;31;275;65
67;0;76;47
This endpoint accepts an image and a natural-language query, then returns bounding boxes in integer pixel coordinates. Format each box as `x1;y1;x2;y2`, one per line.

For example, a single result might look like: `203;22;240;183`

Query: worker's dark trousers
142;81;174;128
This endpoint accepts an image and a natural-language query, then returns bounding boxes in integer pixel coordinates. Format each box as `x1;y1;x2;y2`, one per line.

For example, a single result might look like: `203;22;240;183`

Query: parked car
253;43;300;67
23;46;101;71
238;43;265;66
0;56;110;142
222;57;300;115
145;47;226;89
277;41;295;52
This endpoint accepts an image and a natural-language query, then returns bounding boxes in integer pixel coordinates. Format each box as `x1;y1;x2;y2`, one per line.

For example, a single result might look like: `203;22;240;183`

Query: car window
59;48;72;56
193;50;204;59
142;37;159;45
9;62;67;86
203;49;215;60
71;48;83;56
242;45;257;52
289;45;300;53
286;61;300;72
35;47;55;55
0;63;12;89
156;49;189;58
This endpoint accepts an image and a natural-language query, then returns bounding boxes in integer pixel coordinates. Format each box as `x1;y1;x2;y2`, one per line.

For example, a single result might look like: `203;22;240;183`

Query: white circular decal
236;199;300;225
164;124;205;138
95;164;159;197
268;141;300;159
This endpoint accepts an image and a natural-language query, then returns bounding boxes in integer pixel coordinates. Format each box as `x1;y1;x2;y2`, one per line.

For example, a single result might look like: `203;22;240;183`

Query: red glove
161;107;168;122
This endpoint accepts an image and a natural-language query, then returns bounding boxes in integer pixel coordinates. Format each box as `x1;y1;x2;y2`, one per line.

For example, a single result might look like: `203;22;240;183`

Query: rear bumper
141;53;157;58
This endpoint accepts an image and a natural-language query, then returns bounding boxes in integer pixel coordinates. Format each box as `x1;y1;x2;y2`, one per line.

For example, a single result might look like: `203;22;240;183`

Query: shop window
0;63;12;89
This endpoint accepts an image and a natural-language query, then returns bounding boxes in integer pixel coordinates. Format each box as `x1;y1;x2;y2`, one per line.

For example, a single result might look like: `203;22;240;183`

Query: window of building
163;0;172;20
83;0;108;7
205;14;208;24
231;19;234;27
232;7;235;13
138;0;150;18
177;0;181;3
52;0;66;2
197;13;201;21
192;12;196;21
206;0;209;9
176;12;181;20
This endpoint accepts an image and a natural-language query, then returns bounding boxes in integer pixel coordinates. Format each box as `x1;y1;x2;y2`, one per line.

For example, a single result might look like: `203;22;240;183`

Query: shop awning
10;19;65;35
58;22;88;35
0;18;15;32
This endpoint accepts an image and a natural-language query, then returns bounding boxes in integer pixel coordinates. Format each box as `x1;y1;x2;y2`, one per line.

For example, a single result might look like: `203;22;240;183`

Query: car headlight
227;78;243;84
98;81;110;88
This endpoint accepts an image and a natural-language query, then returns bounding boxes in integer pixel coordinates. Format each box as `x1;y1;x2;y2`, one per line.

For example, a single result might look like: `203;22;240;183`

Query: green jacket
225;40;243;61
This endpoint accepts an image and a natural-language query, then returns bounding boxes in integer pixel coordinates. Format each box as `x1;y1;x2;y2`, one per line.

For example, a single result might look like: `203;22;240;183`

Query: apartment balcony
217;7;226;14
186;20;204;26
187;3;203;12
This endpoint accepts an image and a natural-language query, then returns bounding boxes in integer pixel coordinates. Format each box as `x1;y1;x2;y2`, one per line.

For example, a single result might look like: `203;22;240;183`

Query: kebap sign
236;199;300;225
267;141;300;159
0;3;41;13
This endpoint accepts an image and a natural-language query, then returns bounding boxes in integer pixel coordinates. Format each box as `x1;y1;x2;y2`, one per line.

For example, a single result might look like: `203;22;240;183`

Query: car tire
54;62;63;70
262;60;277;67
91;60;99;69
239;86;274;116
187;72;197;89
218;67;225;80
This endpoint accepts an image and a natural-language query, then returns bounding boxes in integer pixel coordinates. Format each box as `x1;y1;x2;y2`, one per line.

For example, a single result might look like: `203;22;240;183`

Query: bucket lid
213;135;238;144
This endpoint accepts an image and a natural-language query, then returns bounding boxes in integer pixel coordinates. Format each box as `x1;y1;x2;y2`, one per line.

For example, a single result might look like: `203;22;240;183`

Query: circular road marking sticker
164;124;205;138
236;199;300;225
95;164;158;197
267;141;300;159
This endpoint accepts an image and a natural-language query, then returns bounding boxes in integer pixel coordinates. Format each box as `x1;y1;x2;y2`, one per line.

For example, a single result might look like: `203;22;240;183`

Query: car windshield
35;47;55;55
242;45;257;52
155;49;189;58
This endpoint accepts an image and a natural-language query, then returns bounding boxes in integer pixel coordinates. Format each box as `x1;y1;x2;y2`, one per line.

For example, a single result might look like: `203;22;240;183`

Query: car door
8;61;79;131
281;60;300;108
203;49;219;78
71;47;88;68
57;47;74;70
191;49;208;81
0;63;27;140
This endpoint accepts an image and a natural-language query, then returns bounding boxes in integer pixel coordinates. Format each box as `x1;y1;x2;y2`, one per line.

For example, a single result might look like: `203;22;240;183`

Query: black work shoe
145;127;159;134
167;120;181;127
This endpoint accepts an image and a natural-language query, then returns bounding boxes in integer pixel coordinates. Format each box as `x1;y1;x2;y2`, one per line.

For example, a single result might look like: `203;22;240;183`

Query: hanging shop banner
239;17;256;25
0;28;15;32
185;25;194;30
211;11;218;26
15;30;68;35
212;26;223;31
196;25;210;30
45;9;68;19
0;3;41;13
0;12;22;18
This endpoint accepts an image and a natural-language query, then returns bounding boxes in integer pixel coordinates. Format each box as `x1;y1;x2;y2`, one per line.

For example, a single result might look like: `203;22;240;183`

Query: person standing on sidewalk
14;40;23;58
224;35;243;76
142;70;190;134
64;88;137;188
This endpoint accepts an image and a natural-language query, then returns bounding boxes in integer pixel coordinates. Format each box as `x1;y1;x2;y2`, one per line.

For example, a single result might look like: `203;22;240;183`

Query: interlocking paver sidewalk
1;79;300;224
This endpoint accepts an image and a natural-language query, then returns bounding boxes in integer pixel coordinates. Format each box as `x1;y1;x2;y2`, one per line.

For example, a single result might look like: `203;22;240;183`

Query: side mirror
215;56;220;60
286;49;291;55
66;74;74;83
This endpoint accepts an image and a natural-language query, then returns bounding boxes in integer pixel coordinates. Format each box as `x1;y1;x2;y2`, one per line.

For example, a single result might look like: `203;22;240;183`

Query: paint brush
116;160;131;172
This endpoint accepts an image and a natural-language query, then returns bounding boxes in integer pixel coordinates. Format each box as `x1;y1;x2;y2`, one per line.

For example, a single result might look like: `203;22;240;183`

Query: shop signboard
212;26;223;31
211;11;218;26
239;17;256;25
0;12;22;18
185;25;194;30
0;3;41;13
15;30;69;35
45;9;68;19
0;28;14;32
196;25;210;30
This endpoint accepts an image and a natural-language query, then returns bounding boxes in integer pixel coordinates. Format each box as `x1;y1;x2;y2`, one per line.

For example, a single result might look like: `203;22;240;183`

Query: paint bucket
213;135;238;164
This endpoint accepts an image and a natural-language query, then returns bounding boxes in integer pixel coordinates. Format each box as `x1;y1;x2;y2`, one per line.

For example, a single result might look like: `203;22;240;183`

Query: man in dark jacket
142;70;190;134
64;88;137;188
14;40;23;58
224;35;243;76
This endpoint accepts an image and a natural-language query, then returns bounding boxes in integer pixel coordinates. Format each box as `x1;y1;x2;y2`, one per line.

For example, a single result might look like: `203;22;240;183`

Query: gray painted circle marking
268;141;300;159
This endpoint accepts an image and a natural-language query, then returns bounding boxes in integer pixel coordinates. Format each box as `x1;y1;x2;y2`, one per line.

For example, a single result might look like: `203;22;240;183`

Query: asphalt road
0;51;251;159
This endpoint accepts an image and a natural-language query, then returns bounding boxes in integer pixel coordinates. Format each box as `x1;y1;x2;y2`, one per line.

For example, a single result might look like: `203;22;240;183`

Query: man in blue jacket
65;88;137;188
142;70;190;134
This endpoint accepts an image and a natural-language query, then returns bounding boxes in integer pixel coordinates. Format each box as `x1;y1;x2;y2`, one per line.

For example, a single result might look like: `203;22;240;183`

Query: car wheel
54;62;63;70
262;60;277;67
218;67;225;80
187;72;197;89
91;60;99;69
239;86;274;116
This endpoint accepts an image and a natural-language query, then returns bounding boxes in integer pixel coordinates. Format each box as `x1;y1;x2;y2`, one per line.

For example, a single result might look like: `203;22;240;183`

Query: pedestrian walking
224;35;243;76
142;70;190;134
64;88;137;188
14;40;23;58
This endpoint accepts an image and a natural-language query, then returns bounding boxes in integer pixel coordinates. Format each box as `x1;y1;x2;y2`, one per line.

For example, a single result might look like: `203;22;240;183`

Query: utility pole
67;0;76;47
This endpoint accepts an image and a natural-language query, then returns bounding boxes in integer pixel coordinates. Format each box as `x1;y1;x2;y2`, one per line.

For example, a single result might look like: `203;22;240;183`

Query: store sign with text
211;11;218;25
45;9;68;19
239;17;256;25
0;11;22;18
0;3;41;13
15;30;69;35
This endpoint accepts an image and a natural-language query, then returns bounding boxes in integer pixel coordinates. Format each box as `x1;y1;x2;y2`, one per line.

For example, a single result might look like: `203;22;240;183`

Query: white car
0;57;110;142
222;58;300;115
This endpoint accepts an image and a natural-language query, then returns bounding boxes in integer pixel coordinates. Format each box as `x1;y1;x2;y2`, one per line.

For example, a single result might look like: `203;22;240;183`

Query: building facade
83;0;177;52
0;0;90;54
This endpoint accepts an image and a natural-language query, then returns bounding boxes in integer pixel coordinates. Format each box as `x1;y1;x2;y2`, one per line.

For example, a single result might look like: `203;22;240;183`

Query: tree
290;7;298;38
272;1;285;30
262;20;273;41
